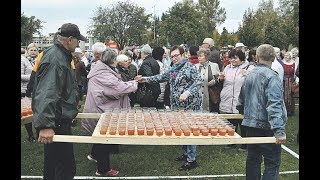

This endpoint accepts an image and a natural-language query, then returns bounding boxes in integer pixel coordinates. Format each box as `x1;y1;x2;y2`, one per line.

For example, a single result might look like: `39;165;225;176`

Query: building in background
30;33;94;51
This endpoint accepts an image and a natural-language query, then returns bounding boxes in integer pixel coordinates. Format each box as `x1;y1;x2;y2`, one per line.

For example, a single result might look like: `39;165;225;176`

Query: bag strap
208;64;213;81
243;64;250;70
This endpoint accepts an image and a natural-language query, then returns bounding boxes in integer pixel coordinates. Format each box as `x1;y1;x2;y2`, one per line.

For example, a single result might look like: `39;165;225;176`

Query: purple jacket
81;60;138;135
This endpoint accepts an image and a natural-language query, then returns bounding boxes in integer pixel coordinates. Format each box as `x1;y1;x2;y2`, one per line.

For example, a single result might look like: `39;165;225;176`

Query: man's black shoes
178;160;197;171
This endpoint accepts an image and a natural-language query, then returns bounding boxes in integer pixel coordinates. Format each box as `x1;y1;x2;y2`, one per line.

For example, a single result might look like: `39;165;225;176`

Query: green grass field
21;104;299;179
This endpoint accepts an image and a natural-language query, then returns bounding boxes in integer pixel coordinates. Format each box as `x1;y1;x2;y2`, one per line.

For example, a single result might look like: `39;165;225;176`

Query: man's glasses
170;54;180;59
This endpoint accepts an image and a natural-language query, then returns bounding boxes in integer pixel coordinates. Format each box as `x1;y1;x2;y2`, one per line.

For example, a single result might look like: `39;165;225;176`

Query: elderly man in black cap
32;23;86;180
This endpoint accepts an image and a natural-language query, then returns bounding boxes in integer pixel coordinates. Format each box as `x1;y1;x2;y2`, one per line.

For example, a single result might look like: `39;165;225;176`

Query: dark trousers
245;127;281;180
209;102;220;113
91;144;113;173
139;98;157;108
220;111;247;148
78;85;83;101
155;101;165;109
25;123;35;138
41;122;76;180
229;119;247;138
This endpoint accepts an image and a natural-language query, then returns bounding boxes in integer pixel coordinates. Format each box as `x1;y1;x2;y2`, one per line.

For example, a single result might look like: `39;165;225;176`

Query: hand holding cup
218;72;225;80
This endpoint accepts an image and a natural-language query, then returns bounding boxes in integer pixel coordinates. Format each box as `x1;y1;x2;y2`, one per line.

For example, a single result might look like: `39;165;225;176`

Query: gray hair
256;44;275;62
92;42;107;54
101;48;118;65
273;47;280;53
291;47;299;55
197;48;211;59
140;44;152;55
56;34;68;42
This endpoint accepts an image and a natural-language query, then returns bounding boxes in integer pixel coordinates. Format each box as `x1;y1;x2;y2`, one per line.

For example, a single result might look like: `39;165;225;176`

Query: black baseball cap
57;23;87;41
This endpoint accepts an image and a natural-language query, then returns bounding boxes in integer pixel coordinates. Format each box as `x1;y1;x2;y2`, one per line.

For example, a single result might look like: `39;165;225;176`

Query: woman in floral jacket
137;45;203;171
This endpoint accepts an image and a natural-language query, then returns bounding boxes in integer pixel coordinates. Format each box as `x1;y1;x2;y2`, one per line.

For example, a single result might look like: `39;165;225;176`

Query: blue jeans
182;145;196;161
245;127;281;180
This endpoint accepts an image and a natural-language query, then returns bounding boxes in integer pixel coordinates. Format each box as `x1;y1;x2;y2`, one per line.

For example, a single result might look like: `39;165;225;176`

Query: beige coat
195;61;220;111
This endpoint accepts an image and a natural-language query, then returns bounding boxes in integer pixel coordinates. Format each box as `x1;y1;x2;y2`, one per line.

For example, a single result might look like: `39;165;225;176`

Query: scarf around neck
170;58;188;79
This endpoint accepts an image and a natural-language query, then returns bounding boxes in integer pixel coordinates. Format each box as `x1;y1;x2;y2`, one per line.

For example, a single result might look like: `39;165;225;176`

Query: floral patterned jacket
147;58;203;111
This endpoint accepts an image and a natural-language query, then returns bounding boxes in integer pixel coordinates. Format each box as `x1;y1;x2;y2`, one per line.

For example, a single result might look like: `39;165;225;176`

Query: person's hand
275;136;286;144
179;91;189;102
38;128;55;144
134;75;146;83
134;75;142;80
208;79;215;86
218;72;225;80
241;69;249;76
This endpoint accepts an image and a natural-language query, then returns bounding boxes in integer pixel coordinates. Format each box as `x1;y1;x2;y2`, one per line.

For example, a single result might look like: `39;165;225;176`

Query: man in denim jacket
237;44;287;180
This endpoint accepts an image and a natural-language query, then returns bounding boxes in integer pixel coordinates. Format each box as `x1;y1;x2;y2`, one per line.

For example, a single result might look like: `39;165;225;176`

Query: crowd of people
21;22;298;179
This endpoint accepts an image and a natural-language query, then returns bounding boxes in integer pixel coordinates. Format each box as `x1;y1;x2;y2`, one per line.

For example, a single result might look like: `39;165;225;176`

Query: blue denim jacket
238;64;287;138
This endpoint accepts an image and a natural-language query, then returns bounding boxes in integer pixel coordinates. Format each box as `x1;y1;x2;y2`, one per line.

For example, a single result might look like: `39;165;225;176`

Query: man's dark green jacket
32;43;79;130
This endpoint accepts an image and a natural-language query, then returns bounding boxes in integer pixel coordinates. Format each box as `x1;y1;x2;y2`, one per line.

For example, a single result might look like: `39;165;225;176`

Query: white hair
116;54;129;62
291;47;299;54
92;42;107;54
141;44;152;55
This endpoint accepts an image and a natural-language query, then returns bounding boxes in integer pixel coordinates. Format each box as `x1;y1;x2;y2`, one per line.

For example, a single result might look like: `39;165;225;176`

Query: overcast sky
21;0;279;36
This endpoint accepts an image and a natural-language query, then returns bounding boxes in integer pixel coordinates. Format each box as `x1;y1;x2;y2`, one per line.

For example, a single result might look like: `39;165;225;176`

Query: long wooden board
52;135;276;145
22;112;275;145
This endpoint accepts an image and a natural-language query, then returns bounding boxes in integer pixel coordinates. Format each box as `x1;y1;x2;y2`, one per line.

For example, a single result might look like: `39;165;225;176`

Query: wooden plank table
22;113;275;145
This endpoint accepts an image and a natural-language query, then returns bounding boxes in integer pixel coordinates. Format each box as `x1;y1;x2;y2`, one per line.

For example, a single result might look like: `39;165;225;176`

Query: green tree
211;29;220;48
218;28;238;48
237;0;298;49
227;32;239;47
219;27;229;47
21;13;43;46
264;17;287;48
277;0;299;48
237;8;264;48
197;0;226;36
278;0;299;26
159;1;207;46
88;1;150;49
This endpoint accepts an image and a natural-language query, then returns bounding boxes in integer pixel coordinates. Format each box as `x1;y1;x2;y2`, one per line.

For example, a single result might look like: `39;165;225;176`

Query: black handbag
208;65;222;104
136;83;154;106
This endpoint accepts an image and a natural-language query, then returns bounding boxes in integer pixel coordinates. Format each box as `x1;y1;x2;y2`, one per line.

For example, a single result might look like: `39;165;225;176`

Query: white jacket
219;61;254;113
21;55;32;94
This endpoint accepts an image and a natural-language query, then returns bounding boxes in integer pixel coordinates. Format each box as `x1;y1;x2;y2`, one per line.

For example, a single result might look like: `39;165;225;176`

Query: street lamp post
156;34;159;45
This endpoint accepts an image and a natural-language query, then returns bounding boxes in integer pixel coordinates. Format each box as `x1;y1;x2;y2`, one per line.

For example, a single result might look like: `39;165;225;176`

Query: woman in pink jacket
218;49;255;151
81;47;138;176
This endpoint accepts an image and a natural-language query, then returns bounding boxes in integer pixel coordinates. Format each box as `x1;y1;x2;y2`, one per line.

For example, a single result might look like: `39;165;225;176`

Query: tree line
21;0;298;50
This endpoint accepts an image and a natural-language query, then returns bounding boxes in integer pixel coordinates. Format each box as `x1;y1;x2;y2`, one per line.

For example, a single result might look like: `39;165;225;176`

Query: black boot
178;160;197;171
175;154;187;161
28;136;36;143
25;123;36;143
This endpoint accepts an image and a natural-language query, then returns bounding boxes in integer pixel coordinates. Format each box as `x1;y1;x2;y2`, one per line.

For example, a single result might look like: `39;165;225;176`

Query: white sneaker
87;154;97;163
